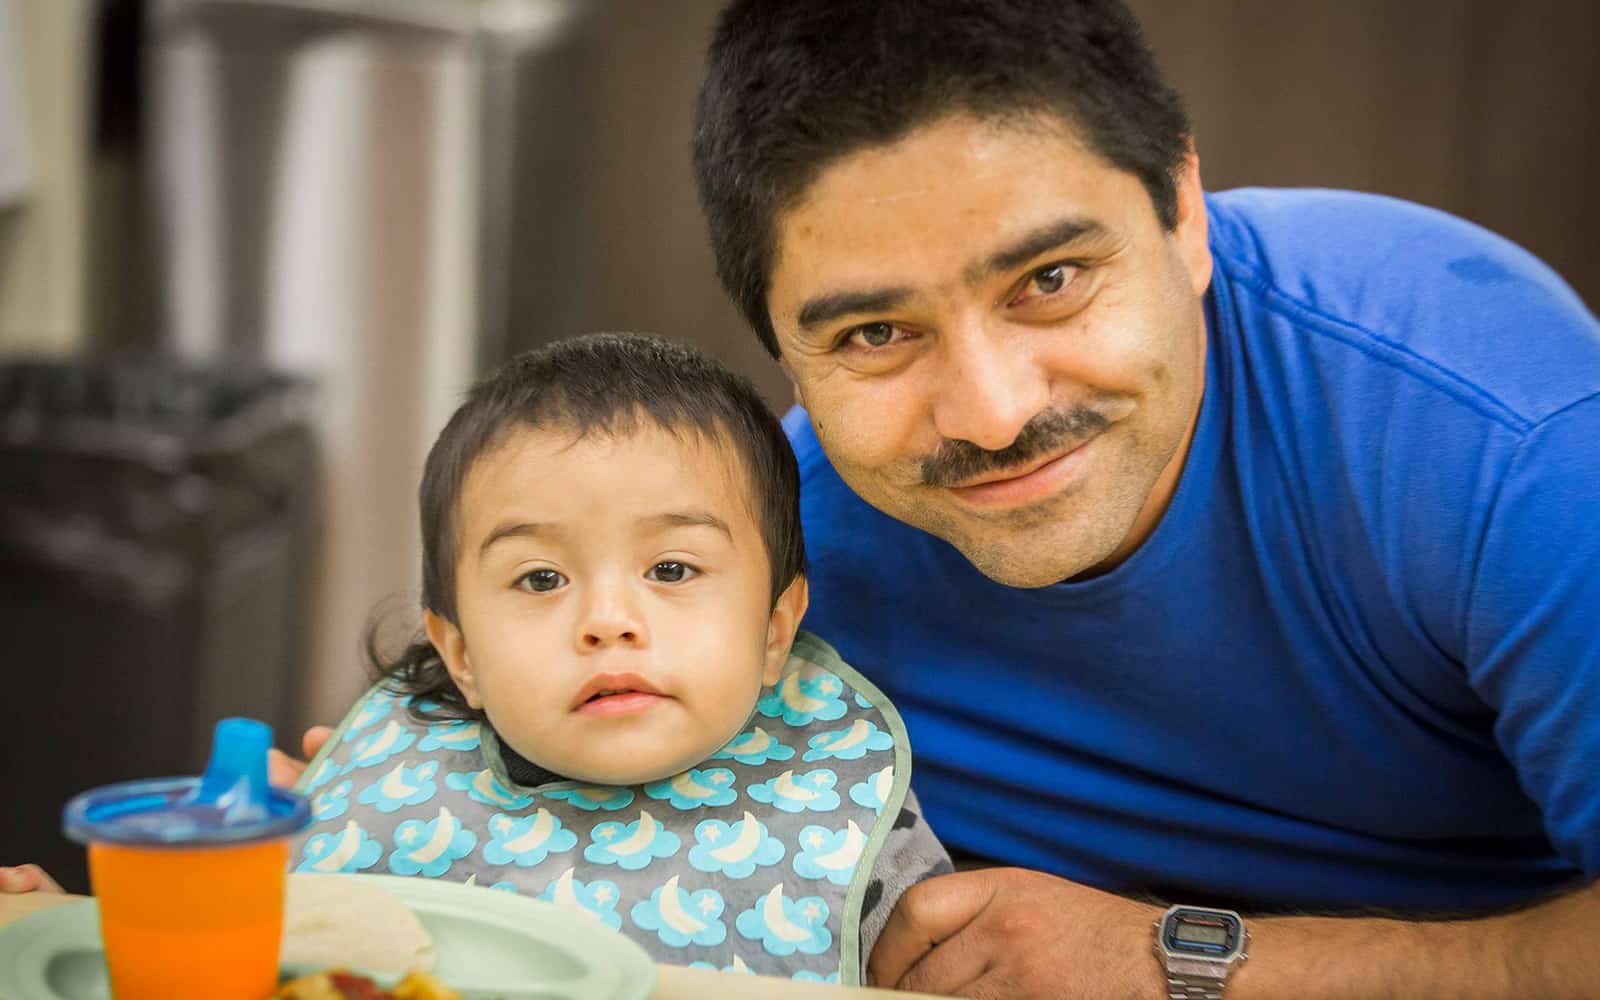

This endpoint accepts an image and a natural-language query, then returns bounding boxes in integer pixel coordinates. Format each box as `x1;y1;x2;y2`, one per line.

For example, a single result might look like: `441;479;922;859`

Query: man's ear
424;609;481;709
1171;144;1212;297
762;574;810;686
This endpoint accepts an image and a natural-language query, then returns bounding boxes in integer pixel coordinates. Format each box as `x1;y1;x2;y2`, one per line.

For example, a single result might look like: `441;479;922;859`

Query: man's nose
929;325;1050;452
575;580;648;651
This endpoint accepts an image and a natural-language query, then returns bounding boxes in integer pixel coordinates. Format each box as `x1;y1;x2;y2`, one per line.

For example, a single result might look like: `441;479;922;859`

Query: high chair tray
0;874;655;1000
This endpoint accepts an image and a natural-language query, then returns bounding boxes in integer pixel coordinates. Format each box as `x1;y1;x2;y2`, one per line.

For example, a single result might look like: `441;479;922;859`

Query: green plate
0;875;656;1000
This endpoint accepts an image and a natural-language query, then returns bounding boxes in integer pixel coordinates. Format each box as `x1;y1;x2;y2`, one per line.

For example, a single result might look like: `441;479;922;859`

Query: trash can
0;356;315;893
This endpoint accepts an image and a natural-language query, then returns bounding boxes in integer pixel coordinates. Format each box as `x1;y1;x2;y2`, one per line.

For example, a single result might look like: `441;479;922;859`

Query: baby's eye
517;568;567;593
646;561;696;584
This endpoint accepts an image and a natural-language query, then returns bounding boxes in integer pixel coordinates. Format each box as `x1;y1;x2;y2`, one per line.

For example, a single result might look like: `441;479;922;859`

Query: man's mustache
920;406;1112;488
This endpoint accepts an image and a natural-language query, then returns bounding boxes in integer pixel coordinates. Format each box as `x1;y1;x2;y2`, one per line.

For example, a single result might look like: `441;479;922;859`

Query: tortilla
281;874;436;975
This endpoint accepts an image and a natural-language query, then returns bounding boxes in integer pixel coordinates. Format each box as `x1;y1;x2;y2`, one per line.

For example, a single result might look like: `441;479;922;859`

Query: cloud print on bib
757;666;848;726
539;868;623;931
645;767;738;810
341;720;416;774
630;875;728;948
482;808;578;867
584;810;681;871
802;719;893;762
793;821;868;885
296;820;382;874
302;755;340;794
357;760;439;813
712;726;795;766
445;768;534;810
735;883;831;956
388;807;476;877
688;811;785;878
343;689;396;736
418;719;481;753
545;785;635;811
848;765;896;816
310;780;353;822
747;769;841;813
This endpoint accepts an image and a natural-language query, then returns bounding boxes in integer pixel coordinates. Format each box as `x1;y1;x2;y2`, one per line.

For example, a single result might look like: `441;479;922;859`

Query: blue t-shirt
784;189;1600;914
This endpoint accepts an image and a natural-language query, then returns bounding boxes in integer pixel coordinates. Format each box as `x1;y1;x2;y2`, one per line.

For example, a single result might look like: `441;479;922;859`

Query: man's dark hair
692;0;1192;357
374;332;806;720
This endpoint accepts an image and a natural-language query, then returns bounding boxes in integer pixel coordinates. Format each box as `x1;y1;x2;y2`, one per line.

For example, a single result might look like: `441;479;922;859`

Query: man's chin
959;545;1097;589
945;505;1139;586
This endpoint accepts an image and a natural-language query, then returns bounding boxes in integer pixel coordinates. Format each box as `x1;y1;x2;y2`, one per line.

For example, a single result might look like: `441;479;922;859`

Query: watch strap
1166;973;1226;1000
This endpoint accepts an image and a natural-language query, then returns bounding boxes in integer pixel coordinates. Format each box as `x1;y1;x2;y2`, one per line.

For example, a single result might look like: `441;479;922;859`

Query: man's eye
1011;263;1078;304
517;569;567;593
647;561;696;583
1032;264;1068;295
844;322;898;350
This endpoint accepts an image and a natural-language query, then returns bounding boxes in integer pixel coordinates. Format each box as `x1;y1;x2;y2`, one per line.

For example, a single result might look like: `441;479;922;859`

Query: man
255;0;1597;995
685;0;1600;997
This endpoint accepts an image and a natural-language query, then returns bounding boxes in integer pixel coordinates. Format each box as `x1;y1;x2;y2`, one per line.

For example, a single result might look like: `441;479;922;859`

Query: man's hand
875;867;1600;999
267;726;333;789
0;864;64;894
869;867;1163;999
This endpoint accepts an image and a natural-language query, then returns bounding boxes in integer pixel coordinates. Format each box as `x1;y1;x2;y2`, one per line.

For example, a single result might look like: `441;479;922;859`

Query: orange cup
63;720;310;1000
88;838;290;1000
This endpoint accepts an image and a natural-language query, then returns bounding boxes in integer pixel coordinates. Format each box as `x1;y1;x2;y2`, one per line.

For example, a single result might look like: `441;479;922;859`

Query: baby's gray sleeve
857;787;954;973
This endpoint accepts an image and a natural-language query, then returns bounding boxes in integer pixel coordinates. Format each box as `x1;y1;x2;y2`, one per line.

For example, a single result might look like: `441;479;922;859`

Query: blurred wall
0;0;90;355
1128;0;1600;319
499;0;791;407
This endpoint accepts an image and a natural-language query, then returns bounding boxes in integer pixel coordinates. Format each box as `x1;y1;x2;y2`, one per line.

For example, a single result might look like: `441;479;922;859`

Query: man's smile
946;433;1100;510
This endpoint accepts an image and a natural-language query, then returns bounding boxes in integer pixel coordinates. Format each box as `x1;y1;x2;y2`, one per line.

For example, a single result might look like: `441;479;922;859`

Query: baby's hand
0;864;63;894
268;725;334;789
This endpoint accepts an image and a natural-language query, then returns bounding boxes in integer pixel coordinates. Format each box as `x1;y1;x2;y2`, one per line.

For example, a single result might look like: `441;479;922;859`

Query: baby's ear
762;575;810;685
424;610;482;709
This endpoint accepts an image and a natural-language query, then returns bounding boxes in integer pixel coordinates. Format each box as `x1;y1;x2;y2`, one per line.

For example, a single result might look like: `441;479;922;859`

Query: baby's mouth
575;689;666;717
572;673;668;717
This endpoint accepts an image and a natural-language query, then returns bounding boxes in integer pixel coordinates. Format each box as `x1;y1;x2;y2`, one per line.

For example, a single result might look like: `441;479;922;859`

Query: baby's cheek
484;704;558;764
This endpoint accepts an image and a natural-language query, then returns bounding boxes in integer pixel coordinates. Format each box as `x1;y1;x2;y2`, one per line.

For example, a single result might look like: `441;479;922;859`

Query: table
0;893;938;999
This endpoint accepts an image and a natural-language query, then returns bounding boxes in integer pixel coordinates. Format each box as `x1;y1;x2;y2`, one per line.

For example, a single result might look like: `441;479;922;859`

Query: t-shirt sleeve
857;787;954;976
1465;391;1600;877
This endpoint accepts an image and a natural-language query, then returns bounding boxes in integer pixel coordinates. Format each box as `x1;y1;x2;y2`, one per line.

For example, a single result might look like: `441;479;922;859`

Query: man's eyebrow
792;218;1107;335
965;217;1107;284
640;510;733;541
478;521;553;559
796;285;915;333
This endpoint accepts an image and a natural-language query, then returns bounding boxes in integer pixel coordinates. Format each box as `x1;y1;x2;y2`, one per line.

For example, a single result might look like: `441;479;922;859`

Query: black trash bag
0;356;317;893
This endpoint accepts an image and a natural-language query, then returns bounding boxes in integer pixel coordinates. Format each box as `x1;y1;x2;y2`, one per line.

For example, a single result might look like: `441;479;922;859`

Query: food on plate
272;969;462;999
280;873;436;975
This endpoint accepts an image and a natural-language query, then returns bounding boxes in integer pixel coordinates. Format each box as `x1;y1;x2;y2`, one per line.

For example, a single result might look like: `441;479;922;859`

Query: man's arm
1232;880;1598;999
870;868;1600;999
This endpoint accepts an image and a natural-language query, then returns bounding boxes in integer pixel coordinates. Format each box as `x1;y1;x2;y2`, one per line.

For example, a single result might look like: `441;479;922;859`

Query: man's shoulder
1207;188;1600;430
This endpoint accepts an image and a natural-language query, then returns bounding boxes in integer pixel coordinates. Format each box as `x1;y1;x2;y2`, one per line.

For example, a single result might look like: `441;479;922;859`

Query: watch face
1163;907;1243;960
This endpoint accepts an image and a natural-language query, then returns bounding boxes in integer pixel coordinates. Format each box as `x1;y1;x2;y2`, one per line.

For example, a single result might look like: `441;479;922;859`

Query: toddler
290;333;950;984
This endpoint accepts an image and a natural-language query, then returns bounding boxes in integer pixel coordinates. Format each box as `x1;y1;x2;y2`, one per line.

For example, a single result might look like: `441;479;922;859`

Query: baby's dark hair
371;332;806;720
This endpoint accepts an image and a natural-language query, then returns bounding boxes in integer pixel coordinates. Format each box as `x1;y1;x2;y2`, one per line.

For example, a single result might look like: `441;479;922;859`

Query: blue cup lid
63;718;311;847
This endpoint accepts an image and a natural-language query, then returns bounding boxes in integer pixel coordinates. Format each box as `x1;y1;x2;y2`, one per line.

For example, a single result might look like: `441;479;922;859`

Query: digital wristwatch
1153;904;1250;999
